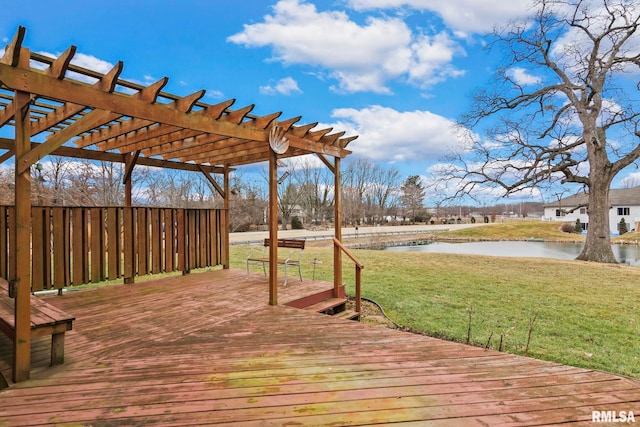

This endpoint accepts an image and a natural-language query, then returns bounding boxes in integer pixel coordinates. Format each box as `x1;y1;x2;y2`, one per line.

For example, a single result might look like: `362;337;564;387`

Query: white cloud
408;32;466;85
620;172;640;189
228;0;464;93
69;52;115;74
327;105;463;162
34;50;114;85
260;77;303;95
279;154;324;169
206;89;225;99
506;67;541;86
345;0;534;34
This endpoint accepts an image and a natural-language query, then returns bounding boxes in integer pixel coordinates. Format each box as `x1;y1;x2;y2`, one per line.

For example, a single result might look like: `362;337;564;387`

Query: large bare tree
290;158;334;227
444;0;640;263
367;163;402;224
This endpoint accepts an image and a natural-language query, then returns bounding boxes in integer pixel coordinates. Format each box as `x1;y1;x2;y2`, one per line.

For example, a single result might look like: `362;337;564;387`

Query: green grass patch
232;242;640;379
438;220;585;241
613;231;640;244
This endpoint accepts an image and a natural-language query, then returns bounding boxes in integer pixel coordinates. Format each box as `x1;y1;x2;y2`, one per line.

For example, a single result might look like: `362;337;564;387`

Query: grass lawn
231;222;640;379
438;220;586;241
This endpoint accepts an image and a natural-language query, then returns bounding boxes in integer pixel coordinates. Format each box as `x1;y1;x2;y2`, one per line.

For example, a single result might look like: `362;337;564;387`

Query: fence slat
177;209;186;273
44;208;52;289
164;209;175;272
90;208;105;283
137;208;149;275
8;208;15;282
0;207;7;279
72;208;86;286
151;208;161;274
123;207;135;284
52;208;67;290
106;207;120;280
31;207;45;291
188;210;197;270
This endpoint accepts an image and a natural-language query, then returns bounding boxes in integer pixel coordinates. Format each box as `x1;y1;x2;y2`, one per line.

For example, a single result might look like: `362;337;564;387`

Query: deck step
304;297;347;314
332;309;360;321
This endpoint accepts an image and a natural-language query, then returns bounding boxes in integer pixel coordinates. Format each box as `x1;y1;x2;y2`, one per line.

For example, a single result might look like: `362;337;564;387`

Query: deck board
0;269;638;426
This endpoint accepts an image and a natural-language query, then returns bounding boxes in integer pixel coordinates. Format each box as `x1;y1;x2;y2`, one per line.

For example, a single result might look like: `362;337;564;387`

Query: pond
384;240;640;266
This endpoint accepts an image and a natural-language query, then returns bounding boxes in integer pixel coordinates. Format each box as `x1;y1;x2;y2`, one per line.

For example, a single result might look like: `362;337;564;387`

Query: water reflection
385;241;640;266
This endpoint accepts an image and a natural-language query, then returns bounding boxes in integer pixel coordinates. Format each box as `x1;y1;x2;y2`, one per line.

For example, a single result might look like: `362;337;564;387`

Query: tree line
0;156;434;232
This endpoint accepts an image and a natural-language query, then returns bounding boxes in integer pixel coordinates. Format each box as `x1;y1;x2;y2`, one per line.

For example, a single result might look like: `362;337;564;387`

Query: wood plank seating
0;279;75;367
246;238;305;286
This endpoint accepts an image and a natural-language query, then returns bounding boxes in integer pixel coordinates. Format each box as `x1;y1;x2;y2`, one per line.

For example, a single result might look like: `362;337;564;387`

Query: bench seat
0;279;75;366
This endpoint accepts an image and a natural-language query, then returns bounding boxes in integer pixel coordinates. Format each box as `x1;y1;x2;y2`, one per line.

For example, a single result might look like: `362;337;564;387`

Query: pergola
0;27;357;382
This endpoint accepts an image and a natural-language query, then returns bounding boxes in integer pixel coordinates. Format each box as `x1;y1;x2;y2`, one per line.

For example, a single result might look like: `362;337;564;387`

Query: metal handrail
333;238;363;314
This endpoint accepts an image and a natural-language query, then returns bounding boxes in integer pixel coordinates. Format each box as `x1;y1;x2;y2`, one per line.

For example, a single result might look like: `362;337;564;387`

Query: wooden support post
123;152;136;284
13;90;32;382
123;151;138;207
222;166;230;269
50;333;65;365
333;157;342;298
268;152;278;305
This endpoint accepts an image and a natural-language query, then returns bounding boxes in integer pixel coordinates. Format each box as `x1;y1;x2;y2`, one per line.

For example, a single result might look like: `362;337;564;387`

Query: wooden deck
0;269;638;426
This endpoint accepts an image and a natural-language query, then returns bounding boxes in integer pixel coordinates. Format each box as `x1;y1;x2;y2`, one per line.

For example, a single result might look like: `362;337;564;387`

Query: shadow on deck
0;269;638;426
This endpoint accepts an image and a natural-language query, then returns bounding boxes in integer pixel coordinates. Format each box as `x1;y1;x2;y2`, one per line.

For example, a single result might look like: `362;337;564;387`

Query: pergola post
268;151;279;305
13;90;32;382
123;151;137;284
333;157;342;298
222;165;230;269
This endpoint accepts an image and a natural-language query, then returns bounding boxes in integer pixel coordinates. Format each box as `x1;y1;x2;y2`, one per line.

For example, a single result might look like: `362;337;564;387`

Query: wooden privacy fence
0;206;227;291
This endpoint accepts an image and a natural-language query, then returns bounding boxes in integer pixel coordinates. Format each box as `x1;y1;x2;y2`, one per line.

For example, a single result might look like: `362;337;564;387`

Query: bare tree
443;0;640;263
142;169;194;207
367;163;402;224
278;180;300;229
0;166;14;205
291;157;334;227
343;158;375;225
219;172;267;232
48;158;93;205
260;161;304;229
93;162;125;206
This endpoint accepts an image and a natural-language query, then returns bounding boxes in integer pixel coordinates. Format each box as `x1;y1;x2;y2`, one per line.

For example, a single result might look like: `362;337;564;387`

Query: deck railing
333;238;363;314
0;206;227;291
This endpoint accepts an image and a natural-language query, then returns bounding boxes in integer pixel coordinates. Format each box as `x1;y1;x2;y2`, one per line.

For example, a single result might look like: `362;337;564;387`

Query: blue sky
2;0;639;204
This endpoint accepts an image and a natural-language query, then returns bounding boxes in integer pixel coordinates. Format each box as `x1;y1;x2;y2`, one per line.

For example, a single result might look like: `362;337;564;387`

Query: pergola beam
0;64;268;167
0;138;225;174
122;150;140;185
198;165;225;198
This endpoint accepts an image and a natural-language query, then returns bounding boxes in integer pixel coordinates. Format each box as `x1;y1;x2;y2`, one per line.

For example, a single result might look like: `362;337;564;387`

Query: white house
542;186;640;234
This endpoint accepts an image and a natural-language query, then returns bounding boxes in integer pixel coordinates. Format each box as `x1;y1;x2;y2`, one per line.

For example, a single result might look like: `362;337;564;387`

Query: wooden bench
0;279;75;366
246;238;305;286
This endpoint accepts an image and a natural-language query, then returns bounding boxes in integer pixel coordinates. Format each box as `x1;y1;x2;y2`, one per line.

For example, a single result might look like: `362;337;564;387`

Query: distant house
542;186;640;234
